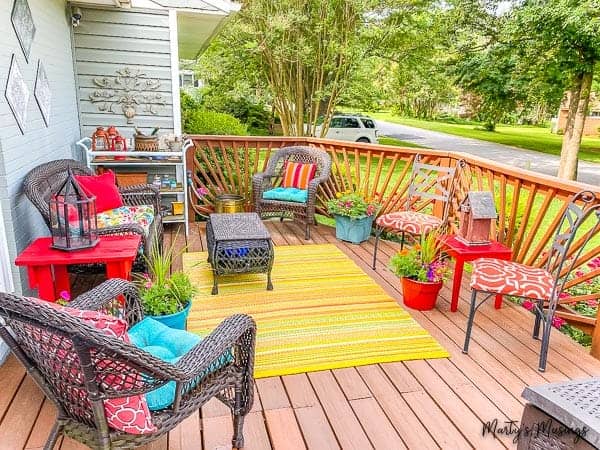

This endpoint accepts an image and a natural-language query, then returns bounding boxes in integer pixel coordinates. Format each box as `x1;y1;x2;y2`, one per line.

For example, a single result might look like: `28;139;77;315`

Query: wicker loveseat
0;279;256;449
23;159;162;268
252;146;332;239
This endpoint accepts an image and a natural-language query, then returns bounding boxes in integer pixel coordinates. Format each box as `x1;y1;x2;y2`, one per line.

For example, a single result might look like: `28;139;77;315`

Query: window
361;119;375;129
330;118;344;128
179;72;196;88
342;118;360;128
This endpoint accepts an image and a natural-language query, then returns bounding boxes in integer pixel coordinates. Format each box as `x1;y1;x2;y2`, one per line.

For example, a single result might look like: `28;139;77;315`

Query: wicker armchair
23;159;162;267
252;146;332;239
0;279;256;449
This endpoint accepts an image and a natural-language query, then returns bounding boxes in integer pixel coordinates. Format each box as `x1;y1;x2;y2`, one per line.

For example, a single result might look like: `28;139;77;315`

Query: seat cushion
29;298;156;435
282;162;317;189
75;170;123;213
96;205;155;236
262;187;308;203
470;258;554;299
375;211;442;234
128;318;234;411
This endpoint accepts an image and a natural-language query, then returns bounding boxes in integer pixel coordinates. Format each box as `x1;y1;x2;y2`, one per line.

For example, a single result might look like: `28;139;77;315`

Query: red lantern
106;126;126;160
91;127;109;151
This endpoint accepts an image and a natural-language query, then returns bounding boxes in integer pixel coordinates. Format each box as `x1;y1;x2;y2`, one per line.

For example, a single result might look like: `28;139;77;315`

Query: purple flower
196;187;209;196
59;290;70;301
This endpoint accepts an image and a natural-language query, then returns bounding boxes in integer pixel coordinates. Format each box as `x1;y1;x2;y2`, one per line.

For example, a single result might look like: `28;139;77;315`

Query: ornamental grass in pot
389;232;450;310
326;191;381;244
138;235;197;329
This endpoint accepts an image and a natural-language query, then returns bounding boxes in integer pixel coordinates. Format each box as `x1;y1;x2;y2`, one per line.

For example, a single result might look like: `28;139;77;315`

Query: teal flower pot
334;215;375;244
148;300;191;330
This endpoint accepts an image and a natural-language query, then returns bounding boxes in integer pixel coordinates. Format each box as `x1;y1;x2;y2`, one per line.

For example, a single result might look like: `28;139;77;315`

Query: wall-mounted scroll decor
34;60;51;127
89;67;165;124
5;54;30;134
11;0;36;62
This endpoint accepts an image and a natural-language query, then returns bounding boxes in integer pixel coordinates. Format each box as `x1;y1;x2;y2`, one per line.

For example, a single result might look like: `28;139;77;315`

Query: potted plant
138;236;197;329
388;232;450;310
326;191;381;244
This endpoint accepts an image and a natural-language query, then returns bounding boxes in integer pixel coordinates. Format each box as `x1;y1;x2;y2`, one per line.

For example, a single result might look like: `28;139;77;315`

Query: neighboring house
0;0;239;362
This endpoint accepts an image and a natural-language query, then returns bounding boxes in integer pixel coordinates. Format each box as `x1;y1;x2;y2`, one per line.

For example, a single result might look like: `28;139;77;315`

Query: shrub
184;109;247;136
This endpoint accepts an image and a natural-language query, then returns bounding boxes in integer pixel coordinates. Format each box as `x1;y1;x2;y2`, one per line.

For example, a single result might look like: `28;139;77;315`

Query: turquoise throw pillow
128;318;233;410
262;187;308;203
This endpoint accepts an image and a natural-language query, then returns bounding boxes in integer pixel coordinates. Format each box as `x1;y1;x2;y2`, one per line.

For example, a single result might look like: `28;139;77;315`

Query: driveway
376;120;600;186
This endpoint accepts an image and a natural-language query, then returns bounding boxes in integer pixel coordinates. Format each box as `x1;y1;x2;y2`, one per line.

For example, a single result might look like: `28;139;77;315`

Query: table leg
212;272;219;295
451;259;465;312
53;265;71;299
30;265;56;301
106;261;131;280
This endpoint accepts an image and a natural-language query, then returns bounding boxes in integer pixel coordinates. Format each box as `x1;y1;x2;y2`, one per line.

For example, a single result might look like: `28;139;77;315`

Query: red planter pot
401;277;443;311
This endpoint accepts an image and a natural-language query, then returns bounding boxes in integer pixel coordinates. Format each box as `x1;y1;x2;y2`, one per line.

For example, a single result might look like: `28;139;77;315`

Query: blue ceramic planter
148;300;191;330
334;215;375;244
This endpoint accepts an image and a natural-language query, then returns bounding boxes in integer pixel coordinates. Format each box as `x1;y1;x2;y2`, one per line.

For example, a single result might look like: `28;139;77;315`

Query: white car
316;115;379;143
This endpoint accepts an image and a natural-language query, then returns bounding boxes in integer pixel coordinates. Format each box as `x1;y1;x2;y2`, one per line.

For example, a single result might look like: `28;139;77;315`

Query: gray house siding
72;7;175;138
0;0;80;294
0;0;80;362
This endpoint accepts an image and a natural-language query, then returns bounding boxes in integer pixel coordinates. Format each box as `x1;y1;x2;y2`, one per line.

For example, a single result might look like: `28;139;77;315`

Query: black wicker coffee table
206;212;274;295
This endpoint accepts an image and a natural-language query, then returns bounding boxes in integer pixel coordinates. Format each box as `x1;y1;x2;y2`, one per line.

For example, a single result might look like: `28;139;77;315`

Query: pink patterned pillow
29;298;157;435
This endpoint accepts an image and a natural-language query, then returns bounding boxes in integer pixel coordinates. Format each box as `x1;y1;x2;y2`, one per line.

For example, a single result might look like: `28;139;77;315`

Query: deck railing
186;135;600;356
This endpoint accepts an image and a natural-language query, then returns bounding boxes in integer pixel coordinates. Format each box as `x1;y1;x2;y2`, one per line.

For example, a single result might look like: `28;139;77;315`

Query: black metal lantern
49;169;99;251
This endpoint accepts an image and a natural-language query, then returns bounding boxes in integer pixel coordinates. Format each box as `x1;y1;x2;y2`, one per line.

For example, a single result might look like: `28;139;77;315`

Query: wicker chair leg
43;422;63;450
305;221;310;240
232;413;245;449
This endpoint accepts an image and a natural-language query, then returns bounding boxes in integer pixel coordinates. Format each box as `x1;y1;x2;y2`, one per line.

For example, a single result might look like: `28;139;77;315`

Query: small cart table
15;235;141;302
206;212;274;295
439;234;512;312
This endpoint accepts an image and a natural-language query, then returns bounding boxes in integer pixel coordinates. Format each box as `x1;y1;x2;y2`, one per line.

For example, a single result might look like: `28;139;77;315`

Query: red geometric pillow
74;170;123;213
282;162;317;189
29;298;156;435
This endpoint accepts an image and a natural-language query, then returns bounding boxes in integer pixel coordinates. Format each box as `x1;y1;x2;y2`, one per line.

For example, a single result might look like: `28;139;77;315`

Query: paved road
376;120;600;186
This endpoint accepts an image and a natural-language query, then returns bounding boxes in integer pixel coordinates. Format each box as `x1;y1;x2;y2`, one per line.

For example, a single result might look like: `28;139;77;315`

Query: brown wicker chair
23;159;162;268
0;279;256;450
252;146;332;239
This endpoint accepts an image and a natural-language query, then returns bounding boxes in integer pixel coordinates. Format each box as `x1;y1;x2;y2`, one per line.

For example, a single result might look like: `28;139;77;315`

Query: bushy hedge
184;109;248;136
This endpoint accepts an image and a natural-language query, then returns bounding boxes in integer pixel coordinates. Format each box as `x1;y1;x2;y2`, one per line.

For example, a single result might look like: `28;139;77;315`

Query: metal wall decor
5;54;30;134
11;0;36;62
34;60;51;127
89;67;165;124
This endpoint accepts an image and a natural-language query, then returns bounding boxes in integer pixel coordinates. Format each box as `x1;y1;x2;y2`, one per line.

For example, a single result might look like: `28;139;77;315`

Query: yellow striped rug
183;244;448;378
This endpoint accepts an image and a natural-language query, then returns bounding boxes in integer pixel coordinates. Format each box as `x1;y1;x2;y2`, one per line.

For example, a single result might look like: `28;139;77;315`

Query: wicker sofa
23;159;162;268
0;279;256;449
252;146;332;239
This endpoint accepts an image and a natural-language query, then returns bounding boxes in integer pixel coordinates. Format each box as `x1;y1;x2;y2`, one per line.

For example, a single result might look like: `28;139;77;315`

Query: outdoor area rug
183;244;449;378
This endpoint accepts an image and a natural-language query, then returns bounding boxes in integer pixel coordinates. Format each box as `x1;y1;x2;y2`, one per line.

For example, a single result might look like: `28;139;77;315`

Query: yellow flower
335;192;342;198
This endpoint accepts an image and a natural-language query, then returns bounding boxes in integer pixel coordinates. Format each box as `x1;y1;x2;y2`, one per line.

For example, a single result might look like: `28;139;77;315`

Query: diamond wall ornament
5;54;30;134
11;0;36;62
34;60;51;127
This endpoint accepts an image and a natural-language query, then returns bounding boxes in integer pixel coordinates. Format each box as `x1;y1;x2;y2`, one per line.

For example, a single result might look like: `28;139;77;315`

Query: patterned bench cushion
375;211;442;234
470;258;554;299
96;205;155;236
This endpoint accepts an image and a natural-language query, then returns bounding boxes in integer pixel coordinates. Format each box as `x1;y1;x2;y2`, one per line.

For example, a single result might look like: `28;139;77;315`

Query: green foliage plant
388;232;450;283
138;235;197;316
326;191;380;220
184;109;247;136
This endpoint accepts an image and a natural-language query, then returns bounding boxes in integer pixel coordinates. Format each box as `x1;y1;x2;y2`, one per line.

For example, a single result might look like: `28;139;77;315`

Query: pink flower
144;281;153;289
587;300;598;307
142;272;150;280
575;270;585;278
59;290;70;301
522;300;535;311
552;316;566;329
196;187;209;196
558;292;570;299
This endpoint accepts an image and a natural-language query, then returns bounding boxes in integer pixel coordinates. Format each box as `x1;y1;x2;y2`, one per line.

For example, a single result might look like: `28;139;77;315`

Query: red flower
522;300;535;311
552;316;566;329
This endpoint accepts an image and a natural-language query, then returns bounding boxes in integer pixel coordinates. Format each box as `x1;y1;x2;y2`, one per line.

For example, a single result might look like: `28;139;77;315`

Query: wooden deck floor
2;220;600;450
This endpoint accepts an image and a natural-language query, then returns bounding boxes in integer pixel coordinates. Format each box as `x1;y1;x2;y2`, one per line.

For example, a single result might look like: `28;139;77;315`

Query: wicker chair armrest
119;184;160;211
175;314;256;378
70;278;145;326
97;223;146;237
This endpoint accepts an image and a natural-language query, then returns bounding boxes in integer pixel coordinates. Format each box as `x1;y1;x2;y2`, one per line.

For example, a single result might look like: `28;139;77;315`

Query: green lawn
377;136;426;149
369;112;600;163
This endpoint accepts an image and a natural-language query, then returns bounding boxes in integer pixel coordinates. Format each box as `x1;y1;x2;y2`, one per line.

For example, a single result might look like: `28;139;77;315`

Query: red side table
439;235;512;312
15;235;141;302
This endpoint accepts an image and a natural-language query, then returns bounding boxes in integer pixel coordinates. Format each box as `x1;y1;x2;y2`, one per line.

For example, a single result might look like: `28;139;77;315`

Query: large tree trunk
558;71;593;180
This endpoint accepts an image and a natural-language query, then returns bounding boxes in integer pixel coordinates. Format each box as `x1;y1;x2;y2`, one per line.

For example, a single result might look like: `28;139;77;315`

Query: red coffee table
439;235;512;312
15;235;141;302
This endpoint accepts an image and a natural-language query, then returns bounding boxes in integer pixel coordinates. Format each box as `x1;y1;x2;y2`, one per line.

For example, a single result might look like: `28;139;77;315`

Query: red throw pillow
30;298;157;435
75;171;123;213
282;162;317;189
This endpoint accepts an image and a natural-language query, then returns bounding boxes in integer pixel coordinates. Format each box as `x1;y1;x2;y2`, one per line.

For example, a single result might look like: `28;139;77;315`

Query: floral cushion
470;258;554;299
28;298;156;434
96;205;155;236
375;211;442;234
